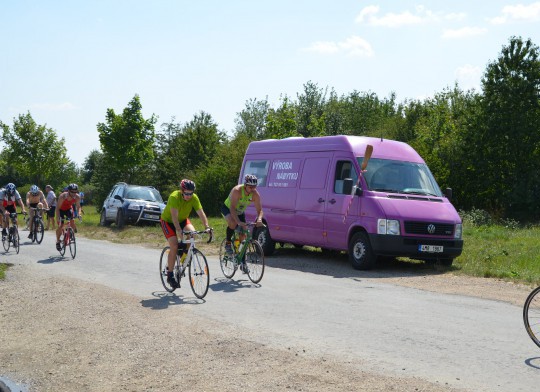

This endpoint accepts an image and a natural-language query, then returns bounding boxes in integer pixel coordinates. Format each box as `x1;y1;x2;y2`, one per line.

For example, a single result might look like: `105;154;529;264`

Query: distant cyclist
160;179;211;288
1;183;26;241
221;174;264;254
55;183;82;251
26;185;49;240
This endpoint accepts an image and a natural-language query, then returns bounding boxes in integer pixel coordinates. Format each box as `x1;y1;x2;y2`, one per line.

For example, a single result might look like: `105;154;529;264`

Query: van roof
246;136;424;162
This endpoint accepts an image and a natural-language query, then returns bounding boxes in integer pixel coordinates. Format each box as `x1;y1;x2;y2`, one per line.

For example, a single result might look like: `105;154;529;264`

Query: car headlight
377;219;400;235
127;202;143;210
454;223;462;239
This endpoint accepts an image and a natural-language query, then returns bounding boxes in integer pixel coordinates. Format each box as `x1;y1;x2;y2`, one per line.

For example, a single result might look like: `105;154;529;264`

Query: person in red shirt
55;183;82;251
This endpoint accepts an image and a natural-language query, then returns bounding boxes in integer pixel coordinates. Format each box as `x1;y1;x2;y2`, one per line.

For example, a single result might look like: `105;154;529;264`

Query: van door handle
318;198;325;203
328;199;336;204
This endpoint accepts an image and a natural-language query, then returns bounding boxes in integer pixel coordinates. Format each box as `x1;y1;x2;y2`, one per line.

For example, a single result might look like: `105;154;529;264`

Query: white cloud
489;2;540;24
305;36;374;57
442;26;488;39
455;64;482;90
355;5;443;27
29;102;77;111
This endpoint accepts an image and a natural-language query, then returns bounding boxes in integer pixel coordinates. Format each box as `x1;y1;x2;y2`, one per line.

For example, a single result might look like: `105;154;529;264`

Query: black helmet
244;174;258;186
180;179;195;191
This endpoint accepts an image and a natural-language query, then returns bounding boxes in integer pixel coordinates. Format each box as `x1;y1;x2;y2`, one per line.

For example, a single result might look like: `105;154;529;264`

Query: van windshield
361;158;442;197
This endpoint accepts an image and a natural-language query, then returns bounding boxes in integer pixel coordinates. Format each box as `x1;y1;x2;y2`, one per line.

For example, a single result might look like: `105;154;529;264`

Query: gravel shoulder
0;254;532;392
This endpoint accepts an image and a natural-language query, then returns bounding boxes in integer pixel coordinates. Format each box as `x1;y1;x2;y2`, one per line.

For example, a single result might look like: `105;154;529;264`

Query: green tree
265;95;298;139
477;36;540;219
181;111;225;169
234;98;269;140
97;94;157;182
1;112;72;188
296;81;327;137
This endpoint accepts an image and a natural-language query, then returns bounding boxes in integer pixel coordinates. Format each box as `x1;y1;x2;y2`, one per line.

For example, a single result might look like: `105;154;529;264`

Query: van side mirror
343;178;363;197
444;188;452;200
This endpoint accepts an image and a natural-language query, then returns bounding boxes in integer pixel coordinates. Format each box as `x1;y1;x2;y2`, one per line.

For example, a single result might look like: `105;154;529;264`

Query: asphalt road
3;230;540;392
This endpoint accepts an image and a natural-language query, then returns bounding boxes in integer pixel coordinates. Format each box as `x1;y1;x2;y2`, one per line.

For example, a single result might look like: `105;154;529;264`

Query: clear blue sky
1;1;539;166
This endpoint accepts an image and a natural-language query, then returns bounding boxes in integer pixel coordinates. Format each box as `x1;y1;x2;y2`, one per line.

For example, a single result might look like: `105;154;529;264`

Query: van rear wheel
349;232;375;270
255;225;275;256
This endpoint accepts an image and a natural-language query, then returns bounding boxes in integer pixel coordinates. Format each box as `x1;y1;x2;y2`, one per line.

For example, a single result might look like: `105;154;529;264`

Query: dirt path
0;260;533;392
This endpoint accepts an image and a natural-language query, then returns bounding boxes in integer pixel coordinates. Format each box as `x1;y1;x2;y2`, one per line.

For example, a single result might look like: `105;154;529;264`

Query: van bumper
368;234;463;260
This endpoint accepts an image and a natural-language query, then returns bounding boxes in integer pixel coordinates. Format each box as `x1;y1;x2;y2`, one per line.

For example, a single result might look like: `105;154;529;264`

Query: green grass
0;263;7;279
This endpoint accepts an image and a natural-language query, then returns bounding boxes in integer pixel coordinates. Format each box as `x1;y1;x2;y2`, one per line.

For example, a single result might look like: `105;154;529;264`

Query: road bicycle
219;222;265;284
28;207;47;244
523;285;540;348
159;229;213;299
58;218;76;259
2;212;26;254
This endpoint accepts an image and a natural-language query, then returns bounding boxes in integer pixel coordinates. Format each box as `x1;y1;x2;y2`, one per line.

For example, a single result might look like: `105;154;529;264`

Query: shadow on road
140;291;205;309
525;357;540;370
37;255;72;264
264;245;456;280
210;276;261;294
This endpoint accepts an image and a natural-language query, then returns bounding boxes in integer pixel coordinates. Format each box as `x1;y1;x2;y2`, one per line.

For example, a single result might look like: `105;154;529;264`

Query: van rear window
243;160;269;186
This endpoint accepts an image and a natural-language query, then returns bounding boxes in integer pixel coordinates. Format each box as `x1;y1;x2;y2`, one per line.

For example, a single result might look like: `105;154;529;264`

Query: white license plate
144;214;159;220
418;245;443;253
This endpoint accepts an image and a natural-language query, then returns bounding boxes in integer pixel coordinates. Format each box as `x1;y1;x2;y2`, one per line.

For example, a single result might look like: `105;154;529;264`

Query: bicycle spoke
189;250;209;299
159;247;176;293
219;238;236;279
245;240;265;284
68;228;77;259
524;286;540;348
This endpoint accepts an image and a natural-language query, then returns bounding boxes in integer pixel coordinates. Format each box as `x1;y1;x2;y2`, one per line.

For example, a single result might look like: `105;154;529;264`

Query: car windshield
125;187;163;202
361;158;442;197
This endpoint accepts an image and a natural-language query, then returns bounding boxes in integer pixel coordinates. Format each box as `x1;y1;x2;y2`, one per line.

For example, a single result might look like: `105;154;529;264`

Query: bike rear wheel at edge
68;227;76;259
524;286;540;348
159;247;177;293
189;249;209;299
34;218;44;244
13;227;20;254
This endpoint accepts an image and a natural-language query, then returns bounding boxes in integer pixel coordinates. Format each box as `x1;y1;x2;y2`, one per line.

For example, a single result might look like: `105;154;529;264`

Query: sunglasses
183;192;193;196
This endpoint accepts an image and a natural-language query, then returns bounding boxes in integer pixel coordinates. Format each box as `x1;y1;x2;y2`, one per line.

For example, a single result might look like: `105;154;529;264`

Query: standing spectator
45;185;57;230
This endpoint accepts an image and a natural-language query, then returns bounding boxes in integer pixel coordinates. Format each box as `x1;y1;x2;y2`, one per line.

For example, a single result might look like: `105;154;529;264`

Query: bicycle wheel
245;240;265;284
68;228;76;259
189;249;209;299
34;219;45;244
2;230;10;251
159;247;177;293
13;227;20;254
59;231;67;256
219;238;236;279
524;286;540;348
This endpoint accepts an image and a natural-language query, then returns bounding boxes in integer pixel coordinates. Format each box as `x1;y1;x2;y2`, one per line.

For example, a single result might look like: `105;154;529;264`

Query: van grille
404;221;454;236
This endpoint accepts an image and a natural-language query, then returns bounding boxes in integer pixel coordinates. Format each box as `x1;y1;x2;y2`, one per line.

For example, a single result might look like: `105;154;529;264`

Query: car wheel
254;225;275;256
348;232;375;270
100;209;111;227
116;209;126;229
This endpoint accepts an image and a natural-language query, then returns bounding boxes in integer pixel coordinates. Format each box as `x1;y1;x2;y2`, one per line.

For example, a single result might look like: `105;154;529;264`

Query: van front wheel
349;232;375;270
255;225;275;256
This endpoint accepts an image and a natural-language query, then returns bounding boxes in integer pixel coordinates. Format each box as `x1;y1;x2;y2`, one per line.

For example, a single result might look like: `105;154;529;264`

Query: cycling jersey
59;193;77;211
224;185;253;214
161;190;202;223
1;189;22;207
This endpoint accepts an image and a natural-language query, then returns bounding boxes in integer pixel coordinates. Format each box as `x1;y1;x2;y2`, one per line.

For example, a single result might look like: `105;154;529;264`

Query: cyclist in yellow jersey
221;174;263;255
160;179;211;288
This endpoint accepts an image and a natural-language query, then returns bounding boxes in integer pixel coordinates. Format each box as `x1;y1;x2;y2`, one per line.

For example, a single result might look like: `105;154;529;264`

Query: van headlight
454;223;462;239
377;219;400;235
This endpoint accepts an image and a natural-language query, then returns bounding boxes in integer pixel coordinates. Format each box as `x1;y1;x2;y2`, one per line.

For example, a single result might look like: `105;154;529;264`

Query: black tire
34;219;44;244
116;209;126;229
100;209;111;227
59;230;67;257
219;238;236;279
68;228;76;259
255;225;275;256
245;240;265;284
189;249;210;299
159;247;176;293
2;230;10;251
348;232;375;270
13;227;20;254
524;286;540;348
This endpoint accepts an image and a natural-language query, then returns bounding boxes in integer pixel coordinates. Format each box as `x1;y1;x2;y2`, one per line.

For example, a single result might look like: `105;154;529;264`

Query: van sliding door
294;155;332;247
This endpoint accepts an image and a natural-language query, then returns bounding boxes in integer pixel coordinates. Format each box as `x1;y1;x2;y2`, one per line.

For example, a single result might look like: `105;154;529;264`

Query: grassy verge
0;263;7;279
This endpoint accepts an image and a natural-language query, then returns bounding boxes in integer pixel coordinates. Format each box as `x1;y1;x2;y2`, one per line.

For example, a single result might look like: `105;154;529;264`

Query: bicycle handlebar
182;228;214;244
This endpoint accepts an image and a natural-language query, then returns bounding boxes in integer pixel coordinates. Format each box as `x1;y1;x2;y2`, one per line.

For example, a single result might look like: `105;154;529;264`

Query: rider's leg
28;208;35;238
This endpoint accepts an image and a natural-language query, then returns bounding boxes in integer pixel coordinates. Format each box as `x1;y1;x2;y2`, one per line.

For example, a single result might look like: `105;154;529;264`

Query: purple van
240;135;463;269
